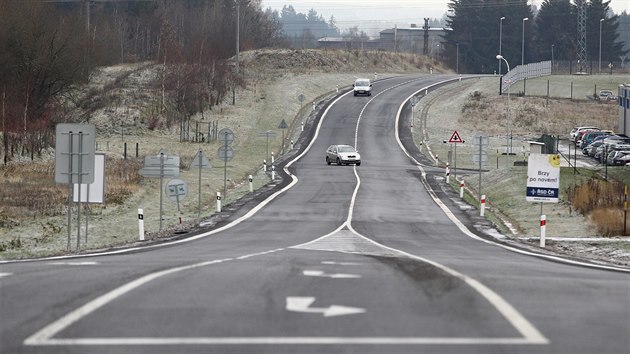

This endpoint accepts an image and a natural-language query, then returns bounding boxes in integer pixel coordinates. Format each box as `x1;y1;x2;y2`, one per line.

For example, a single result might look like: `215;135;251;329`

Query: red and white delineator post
540;215;547;247
480;195;486;217
459;180;465;198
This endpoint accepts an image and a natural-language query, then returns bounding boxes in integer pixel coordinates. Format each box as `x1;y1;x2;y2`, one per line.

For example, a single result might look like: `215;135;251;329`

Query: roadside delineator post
540;215;547;247
138;209;144;241
216;192;222;213
480;194;486;217
459;180;465;198
249;175;253;193
445;164;450;184
263;160;267;172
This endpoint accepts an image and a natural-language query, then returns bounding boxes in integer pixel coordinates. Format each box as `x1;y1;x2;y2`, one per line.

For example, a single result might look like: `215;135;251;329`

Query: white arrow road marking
303;270;361;279
286;297;365;317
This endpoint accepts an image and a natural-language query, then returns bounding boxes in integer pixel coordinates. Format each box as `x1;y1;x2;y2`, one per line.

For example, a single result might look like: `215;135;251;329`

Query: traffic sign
278;119;288;129
55;123;96;184
166;179;187;202
218;146;234;161
448;130;463;143
139;154;180;178
218;128;234;144
190;149;211;169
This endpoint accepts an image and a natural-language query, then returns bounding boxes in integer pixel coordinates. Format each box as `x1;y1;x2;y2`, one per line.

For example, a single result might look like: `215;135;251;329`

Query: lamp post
599;18;604;73
499;17;505;74
522;17;528;66
497;55;512;155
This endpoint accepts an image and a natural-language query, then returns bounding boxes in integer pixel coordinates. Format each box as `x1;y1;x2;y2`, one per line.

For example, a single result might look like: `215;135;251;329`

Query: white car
326;145;361;166
353;78;372;96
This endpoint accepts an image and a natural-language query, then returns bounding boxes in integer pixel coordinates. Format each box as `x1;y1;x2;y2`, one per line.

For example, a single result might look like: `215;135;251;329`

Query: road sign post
473;134;489;203
278;119;288;154
448;130;464;179
55;123;96;253
139;150;180;231
190;149;211;220
218;128;235;199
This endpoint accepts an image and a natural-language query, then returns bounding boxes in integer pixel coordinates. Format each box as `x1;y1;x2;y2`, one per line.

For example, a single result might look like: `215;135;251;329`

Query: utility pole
577;0;587;72
422;18;430;56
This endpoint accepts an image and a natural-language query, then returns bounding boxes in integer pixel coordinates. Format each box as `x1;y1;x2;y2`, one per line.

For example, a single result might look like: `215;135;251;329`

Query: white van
353;78;372;96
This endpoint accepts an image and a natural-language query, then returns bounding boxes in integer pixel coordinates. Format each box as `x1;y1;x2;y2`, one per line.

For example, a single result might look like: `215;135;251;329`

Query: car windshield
338;146;356;152
356;81;369;86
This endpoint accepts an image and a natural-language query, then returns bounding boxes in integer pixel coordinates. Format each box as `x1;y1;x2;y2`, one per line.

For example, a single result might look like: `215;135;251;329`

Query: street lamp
522;17;528;66
496;55;512;155
599;18;604;74
499;17;505;74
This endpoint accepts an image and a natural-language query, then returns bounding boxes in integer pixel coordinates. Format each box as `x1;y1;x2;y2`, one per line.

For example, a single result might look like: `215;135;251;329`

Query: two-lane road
1;75;628;354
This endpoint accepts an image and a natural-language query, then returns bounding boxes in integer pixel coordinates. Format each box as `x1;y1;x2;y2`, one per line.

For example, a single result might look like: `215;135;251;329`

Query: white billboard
526;154;560;203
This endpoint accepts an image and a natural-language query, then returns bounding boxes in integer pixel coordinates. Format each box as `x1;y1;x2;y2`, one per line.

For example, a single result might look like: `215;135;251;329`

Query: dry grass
590;208;628;236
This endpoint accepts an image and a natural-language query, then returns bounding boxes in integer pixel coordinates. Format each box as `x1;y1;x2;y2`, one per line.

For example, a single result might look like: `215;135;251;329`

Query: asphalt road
1;75;628;354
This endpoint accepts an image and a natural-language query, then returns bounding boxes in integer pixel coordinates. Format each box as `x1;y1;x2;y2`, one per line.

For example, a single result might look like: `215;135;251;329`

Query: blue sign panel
527;187;559;199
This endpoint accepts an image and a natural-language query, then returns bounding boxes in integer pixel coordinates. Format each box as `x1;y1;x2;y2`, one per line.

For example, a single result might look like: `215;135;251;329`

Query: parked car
570;126;600;141
353;78;372;96
598;89;617;102
578;131;610;149
326;144;361;166
574;128;601;144
583;141;604;156
607;150;630;166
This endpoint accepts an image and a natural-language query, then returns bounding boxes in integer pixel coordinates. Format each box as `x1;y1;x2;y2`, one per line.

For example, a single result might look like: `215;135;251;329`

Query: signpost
448;130;464;179
139;150;180;231
473;133;489;202
278;119;288;154
55;123;96;253
190;149;211;220
257;130;276;163
218;128;235;198
526;153;560;247
73;153;105;245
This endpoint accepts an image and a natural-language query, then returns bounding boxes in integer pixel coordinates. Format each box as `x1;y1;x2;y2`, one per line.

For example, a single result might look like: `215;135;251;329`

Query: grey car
326;144;361;166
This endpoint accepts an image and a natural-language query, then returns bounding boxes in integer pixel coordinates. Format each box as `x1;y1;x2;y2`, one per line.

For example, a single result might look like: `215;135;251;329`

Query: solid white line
0;272;12;278
49;262;99;266
32;336;539;346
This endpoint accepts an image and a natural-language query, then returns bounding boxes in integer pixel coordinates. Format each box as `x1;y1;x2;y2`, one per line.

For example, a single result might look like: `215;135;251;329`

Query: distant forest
0;0;285;164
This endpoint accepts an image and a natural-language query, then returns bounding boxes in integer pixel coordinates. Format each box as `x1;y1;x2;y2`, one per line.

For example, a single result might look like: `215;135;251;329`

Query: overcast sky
261;0;630;34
